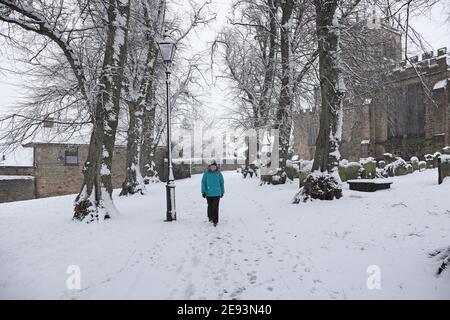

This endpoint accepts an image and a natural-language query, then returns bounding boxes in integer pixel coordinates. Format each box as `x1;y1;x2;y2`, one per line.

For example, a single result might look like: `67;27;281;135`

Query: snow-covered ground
1;169;449;299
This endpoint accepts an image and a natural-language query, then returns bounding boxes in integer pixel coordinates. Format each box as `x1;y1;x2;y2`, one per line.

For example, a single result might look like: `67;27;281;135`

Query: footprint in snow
247;272;257;284
184;283;195;299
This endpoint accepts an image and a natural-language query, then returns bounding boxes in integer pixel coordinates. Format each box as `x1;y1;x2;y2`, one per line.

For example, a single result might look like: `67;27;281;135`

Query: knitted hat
208;159;218;166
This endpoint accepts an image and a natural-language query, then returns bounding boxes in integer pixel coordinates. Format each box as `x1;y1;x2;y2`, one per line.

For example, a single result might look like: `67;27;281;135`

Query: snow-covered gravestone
438;155;450;185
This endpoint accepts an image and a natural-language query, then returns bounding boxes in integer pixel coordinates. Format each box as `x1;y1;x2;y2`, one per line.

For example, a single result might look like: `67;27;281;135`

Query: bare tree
120;0;165;196
73;0;131;220
294;0;360;202
272;0;294;178
0;0;132;221
213;0;318;180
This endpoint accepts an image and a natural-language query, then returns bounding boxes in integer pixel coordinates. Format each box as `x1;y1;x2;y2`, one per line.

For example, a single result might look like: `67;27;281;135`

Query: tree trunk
120;0;165;194
140;0;165;183
311;0;344;174
120;100;145;196
272;0;294;180
258;0;278;124
294;0;345;202
141;105;158;181
74;0;131;221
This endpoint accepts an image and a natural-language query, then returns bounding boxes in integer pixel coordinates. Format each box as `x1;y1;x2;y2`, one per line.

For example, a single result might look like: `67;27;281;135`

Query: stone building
26;142;129;198
0;140;242;203
0;142;128;201
293;25;450;161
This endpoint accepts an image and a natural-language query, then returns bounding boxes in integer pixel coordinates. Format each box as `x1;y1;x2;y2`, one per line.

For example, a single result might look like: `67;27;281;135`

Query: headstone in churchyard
438;155;450;184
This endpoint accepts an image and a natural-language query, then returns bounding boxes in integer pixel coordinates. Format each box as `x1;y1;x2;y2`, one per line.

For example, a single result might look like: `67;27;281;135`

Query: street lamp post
158;31;177;222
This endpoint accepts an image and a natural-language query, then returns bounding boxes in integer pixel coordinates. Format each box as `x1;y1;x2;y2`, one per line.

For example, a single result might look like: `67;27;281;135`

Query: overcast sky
0;0;449;118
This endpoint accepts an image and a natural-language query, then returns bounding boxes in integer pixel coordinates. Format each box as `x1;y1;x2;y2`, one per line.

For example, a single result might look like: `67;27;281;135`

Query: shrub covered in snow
143;161;160;184
383;153;394;164
293;172;342;203
271;171;287;185
377;160;386;169
383;158;408;177
242;163;258;179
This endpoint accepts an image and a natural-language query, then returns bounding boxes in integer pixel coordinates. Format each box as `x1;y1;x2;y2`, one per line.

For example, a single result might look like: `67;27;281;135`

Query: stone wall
293;109;319;160
190;161;241;175
374;51;450;158
293;103;371;162
0;177;35;203
0;166;35;176
158;157;241;182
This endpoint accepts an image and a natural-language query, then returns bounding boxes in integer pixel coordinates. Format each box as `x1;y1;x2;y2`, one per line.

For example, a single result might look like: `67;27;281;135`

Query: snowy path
1;170;450;299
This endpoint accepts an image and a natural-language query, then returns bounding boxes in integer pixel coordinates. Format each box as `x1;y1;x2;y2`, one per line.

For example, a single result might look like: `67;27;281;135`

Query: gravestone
410;156;419;171
418;161;427;171
438;156;450;184
345;162;362;180
442;146;450;155
425;154;434;168
338;165;347;182
361;159;376;179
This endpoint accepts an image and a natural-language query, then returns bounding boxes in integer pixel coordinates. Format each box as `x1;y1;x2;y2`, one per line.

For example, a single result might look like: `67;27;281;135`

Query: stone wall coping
0;166;35;169
23;142;127;148
0;175;35;180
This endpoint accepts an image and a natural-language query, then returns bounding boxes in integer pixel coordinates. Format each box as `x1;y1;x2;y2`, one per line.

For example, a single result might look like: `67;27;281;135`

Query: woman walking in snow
201;160;224;227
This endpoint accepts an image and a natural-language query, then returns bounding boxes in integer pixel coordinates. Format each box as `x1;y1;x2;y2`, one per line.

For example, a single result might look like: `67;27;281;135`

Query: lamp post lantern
158;30;177;222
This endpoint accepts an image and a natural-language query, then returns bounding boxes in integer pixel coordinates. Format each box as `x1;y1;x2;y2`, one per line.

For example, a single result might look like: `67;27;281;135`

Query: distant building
0;142;127;203
0;139;241;203
293;20;450;161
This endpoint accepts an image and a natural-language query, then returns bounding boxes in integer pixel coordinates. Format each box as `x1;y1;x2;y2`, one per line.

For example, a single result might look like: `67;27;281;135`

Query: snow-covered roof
433;78;449;90
0;145;34;167
20;126;92;145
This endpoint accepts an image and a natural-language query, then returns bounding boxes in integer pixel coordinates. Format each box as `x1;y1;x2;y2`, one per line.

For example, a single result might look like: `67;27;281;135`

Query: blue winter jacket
201;169;224;197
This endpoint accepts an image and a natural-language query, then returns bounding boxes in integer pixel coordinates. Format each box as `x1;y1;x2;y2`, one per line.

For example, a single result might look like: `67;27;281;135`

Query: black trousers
207;196;220;224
